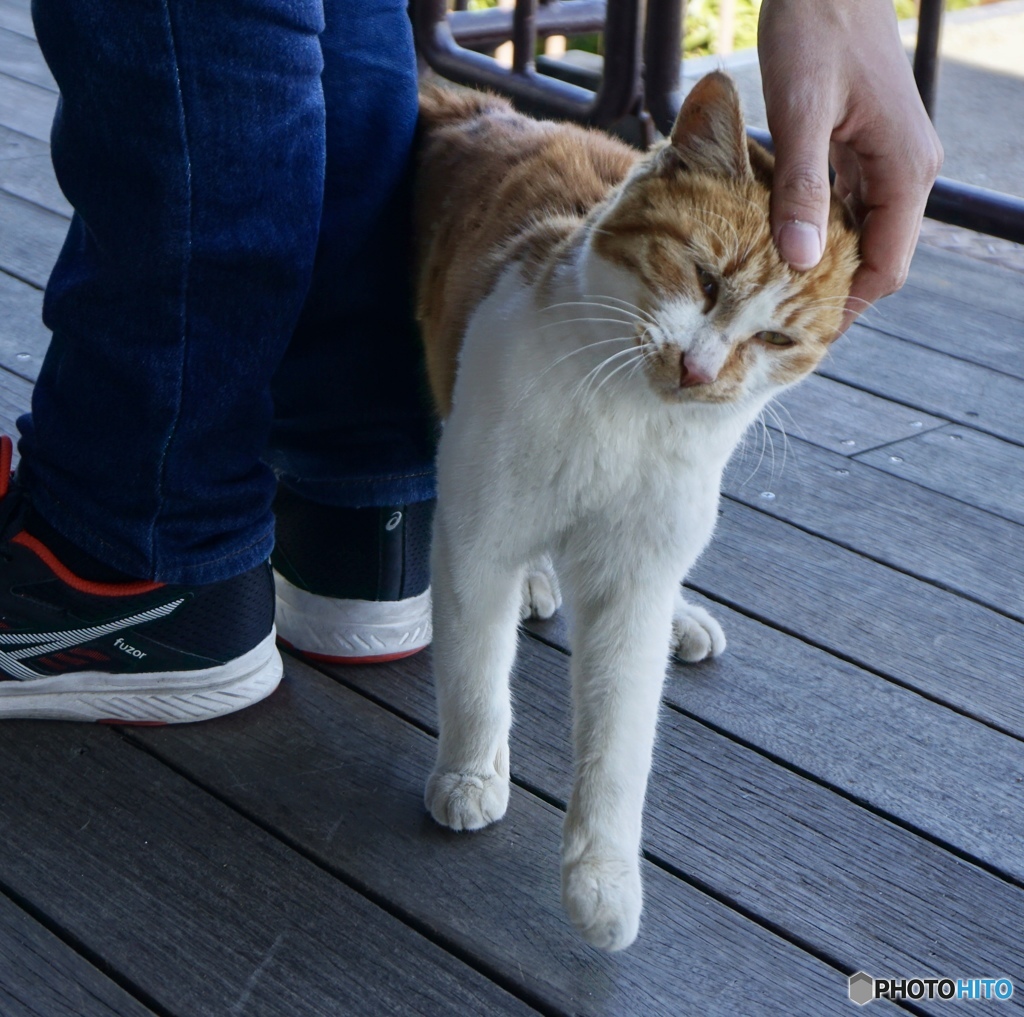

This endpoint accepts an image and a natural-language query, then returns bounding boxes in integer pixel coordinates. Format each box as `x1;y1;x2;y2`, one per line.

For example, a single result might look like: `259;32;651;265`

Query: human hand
758;0;943;330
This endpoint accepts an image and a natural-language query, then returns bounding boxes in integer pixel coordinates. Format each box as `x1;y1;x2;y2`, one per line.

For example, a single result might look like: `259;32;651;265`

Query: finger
848;162;933;311
765;96;835;271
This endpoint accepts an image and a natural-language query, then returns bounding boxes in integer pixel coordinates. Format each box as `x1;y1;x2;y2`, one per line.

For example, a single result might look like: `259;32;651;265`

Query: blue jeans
19;0;436;584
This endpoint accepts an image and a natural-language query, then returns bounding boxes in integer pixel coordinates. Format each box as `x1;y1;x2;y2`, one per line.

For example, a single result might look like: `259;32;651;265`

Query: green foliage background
685;0;982;56
465;0;986;56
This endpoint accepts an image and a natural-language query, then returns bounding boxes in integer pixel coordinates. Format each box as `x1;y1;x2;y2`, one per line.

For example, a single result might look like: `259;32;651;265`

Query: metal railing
412;0;1024;244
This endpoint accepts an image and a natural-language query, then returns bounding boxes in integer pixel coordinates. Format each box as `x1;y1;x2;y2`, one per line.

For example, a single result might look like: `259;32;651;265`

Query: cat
414;71;859;951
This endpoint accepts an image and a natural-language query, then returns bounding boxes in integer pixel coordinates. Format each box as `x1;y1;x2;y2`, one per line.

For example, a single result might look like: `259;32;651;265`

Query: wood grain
0;0;33;40
336;640;1024;1016
0;70;55;142
722;434;1024;620
0;723;539;1017
855;423;1024;526
0;25;54;90
906;244;1024;324
0;124;70;217
761;373;945;459
0;894;156;1017
129;656;892;1017
0;189;66;289
822;324;1024;445
0;268;48;380
687;501;1024;741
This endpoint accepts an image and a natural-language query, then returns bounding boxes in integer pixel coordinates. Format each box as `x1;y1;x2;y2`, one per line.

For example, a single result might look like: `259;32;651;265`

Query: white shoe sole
273;571;431;663
0;630;282;723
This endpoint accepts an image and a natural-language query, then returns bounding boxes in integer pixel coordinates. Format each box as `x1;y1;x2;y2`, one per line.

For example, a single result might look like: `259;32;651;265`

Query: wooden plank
525;568;1024;882
0;124;70;217
0;364;32;443
0;723;539;1017
0;26;54;90
0;189;65;289
129;657;882;1017
722;435;1024;621
855;423;1024;527
759;373;946;459
0;894;156;1017
906;243;1024;324
0;0;33;40
0;70;55;142
0;269;49;380
821;324;1024;446
686;499;1024;745
865;285;1024;381
337;641;1024;1012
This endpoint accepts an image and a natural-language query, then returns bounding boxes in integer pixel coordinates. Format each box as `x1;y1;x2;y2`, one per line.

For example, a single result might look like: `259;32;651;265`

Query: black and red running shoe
0;438;281;723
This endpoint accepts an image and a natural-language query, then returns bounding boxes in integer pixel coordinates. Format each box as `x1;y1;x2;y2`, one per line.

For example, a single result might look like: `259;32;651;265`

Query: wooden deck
2;2;1023;1013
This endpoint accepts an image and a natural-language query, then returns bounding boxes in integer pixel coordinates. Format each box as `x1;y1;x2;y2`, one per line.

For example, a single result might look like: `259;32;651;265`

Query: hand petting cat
759;0;944;331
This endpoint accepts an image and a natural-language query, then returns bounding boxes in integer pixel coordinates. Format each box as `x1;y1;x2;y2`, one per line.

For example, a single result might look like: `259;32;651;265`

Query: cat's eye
695;266;718;311
756;331;795;348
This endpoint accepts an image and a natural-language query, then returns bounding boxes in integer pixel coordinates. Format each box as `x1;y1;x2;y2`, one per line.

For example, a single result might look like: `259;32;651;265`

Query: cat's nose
679;353;715;387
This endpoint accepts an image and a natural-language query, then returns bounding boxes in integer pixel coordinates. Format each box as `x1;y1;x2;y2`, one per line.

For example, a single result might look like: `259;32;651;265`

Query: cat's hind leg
425;521;522;832
519;553;562;621
671;590;726;662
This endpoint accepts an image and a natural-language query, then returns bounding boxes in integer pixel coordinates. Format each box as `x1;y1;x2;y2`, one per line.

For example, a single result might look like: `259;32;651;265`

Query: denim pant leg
266;0;438;508
19;0;327;584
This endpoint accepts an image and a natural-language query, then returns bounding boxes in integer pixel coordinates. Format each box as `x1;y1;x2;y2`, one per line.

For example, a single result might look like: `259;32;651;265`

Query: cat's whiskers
581;294;657;325
547;335;637;370
765;398;804;443
590;349;647;397
543;298;653;326
760;403;792;486
736;410;771;489
510;335;634;411
570;345;644;403
538;315;639;331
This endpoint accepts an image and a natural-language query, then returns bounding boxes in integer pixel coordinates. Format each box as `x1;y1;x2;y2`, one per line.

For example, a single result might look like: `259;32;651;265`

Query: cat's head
585;72;859;407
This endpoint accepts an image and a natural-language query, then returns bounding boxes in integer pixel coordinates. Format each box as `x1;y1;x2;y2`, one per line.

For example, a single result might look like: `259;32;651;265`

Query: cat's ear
665;71;752;181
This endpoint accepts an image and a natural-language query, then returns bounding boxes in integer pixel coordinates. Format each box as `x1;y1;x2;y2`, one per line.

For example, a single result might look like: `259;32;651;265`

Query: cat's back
415;85;638;415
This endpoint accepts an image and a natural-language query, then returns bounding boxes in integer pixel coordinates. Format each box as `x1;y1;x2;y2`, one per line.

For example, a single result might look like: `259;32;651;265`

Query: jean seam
148;0;193;577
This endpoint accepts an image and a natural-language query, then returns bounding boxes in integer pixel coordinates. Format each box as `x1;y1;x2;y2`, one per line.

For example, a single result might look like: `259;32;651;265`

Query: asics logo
0;598;184;681
386;511;402;532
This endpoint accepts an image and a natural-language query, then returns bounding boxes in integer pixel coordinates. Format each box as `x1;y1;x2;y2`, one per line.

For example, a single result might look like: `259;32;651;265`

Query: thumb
768;112;834;271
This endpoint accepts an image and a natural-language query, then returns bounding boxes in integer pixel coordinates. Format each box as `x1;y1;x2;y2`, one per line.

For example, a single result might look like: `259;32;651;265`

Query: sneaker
271;487;432;664
0;438;282;723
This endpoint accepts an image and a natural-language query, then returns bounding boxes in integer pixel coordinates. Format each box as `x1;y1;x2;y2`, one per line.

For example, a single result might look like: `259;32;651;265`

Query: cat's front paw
562;855;642;951
671;598;726;662
425;769;510;831
519;555;562;621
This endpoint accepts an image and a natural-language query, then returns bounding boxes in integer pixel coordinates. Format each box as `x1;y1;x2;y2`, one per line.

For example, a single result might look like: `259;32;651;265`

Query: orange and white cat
415;72;858;951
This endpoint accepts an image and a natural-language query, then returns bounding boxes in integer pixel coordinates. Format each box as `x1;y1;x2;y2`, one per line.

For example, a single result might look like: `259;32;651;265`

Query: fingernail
778;220;823;271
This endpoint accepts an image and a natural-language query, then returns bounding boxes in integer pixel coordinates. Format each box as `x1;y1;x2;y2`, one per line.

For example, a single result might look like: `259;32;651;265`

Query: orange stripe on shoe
10;532;166;597
276;635;425;665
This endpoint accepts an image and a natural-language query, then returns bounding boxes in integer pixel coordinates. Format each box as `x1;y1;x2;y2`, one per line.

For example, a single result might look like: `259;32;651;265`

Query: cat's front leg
671;590;726;662
424;521;522;832
560;561;678;951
